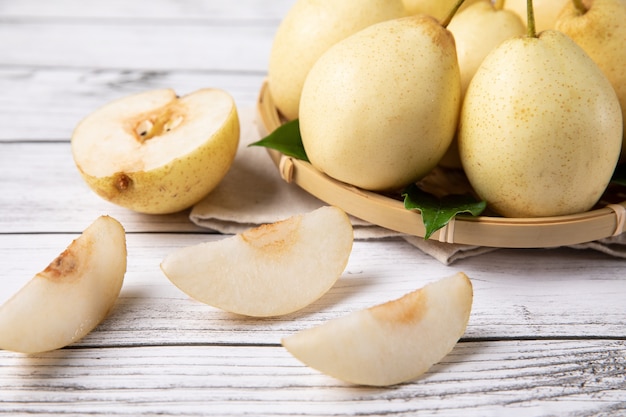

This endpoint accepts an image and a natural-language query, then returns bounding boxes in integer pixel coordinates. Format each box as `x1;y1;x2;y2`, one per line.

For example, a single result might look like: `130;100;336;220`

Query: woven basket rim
256;79;625;248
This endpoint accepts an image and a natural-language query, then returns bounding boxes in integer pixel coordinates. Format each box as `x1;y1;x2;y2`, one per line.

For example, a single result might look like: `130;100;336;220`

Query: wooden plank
0;1;282;141
1;2;625;415
0;21;276;72
0;141;204;233
0;0;293;20
0;341;624;416
2;233;625;345
0;68;266;141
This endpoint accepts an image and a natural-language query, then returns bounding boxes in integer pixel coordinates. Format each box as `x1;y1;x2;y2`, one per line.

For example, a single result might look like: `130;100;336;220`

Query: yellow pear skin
459;30;622;218
299;15;461;191
268;0;407;121
440;0;526;169
555;0;626;160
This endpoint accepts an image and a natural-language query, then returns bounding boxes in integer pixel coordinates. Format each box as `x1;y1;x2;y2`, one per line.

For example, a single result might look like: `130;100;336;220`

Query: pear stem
440;0;466;28
572;0;588;13
494;0;505;11
526;0;537;38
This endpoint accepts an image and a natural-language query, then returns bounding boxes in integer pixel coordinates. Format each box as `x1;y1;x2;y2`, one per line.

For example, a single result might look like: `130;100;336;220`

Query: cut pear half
282;272;473;386
71;88;240;214
161;206;354;317
0;216;127;354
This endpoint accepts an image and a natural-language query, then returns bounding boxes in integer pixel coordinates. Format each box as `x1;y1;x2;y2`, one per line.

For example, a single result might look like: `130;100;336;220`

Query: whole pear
440;0;526;168
506;0;568;31
403;0;482;20
299;15;461;191
459;27;622;217
555;0;626;160
267;0;407;121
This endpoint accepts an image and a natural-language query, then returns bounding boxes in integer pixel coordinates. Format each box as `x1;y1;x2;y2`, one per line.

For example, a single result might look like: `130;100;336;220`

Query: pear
267;0;407;121
555;0;626;160
402;0;483;20
506;0;569;31
458;3;622;218
0;216;126;354
440;0;526;169
161;206;353;317
282;272;473;386
299;14;461;191
72;88;240;214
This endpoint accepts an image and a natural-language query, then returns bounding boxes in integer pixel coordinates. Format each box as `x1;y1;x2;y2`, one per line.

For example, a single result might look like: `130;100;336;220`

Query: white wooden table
1;1;625;416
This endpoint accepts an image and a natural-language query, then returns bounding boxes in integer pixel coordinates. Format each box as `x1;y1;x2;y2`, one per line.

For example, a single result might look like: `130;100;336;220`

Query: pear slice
282;272;473;386
160;206;353;317
71;88;240;214
0;216;127;354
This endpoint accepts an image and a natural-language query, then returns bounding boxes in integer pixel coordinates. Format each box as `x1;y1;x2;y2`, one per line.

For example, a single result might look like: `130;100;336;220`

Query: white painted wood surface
0;1;625;416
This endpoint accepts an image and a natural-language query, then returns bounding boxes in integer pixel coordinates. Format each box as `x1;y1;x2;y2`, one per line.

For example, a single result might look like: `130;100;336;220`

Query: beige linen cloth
190;107;626;265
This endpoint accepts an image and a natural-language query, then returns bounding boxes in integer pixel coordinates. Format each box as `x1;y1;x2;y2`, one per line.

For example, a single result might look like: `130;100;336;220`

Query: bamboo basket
256;80;626;248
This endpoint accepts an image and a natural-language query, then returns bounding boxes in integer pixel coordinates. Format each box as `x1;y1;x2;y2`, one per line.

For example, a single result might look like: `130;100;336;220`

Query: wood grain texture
0;68;265;141
1;1;626;415
0;342;624;416
0;142;202;233
1;233;625;344
0;0;293;20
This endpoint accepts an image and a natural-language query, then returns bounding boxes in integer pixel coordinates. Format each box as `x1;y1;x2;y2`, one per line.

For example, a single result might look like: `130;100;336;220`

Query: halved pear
282;272;473;386
0;216;127;354
71;88;240;214
161;206;353;317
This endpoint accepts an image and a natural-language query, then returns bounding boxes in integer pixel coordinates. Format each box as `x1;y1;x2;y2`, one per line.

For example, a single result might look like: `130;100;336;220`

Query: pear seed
164;115;183;132
135;119;154;139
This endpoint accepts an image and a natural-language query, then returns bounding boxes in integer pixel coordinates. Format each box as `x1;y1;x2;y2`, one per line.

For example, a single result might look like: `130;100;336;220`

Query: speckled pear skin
459;30;622;218
555;0;626;160
299;15;461;192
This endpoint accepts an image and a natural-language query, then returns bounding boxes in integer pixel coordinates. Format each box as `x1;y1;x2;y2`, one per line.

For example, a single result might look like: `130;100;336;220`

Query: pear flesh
299;15;461;191
71;88;240;214
282;272;473;386
268;0;407;121
459;30;622;218
160;206;354;317
555;0;626;160
0;216;127;354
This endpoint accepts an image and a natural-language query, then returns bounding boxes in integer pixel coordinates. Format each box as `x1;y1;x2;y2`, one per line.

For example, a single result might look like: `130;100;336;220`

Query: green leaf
402;183;487;240
611;163;626;186
249;119;309;162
